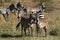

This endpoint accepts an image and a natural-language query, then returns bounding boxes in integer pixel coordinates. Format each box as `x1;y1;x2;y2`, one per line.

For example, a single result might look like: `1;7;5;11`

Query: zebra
16;10;36;36
0;7;10;21
37;2;46;12
7;2;24;15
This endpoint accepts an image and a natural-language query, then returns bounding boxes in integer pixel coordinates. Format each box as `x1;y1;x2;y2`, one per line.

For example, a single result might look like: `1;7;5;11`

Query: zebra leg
16;22;20;31
36;28;38;37
3;14;7;21
43;27;47;37
6;11;9;18
6;13;9;18
36;23;40;37
28;24;32;36
21;26;23;36
5;13;9;21
30;27;33;36
28;26;32;36
24;28;27;36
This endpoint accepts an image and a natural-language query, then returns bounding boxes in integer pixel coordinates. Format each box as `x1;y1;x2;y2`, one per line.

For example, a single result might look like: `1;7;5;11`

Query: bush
49;28;60;36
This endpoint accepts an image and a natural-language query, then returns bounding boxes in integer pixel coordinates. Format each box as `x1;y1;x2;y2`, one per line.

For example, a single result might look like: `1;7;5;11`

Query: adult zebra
16;7;36;36
29;7;48;37
32;10;48;37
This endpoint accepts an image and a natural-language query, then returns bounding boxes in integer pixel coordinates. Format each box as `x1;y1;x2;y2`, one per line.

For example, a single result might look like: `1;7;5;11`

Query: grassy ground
0;36;60;40
0;10;60;40
0;0;60;40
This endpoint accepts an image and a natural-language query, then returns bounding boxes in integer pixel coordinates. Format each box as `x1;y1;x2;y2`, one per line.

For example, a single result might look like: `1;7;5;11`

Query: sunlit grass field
0;36;60;40
0;0;60;40
0;10;60;40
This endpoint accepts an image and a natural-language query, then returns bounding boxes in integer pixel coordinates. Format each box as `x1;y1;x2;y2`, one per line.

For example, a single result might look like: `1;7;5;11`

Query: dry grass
0;0;60;40
0;8;60;40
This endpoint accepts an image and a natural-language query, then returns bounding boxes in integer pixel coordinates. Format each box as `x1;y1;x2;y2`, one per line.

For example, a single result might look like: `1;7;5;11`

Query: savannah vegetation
0;0;60;40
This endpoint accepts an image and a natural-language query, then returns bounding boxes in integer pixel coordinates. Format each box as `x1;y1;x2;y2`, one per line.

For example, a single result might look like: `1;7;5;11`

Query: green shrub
49;28;60;36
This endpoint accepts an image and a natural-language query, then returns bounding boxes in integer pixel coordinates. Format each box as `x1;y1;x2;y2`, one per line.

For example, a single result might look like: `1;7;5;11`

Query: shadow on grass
0;34;48;38
0;34;22;38
0;34;34;38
